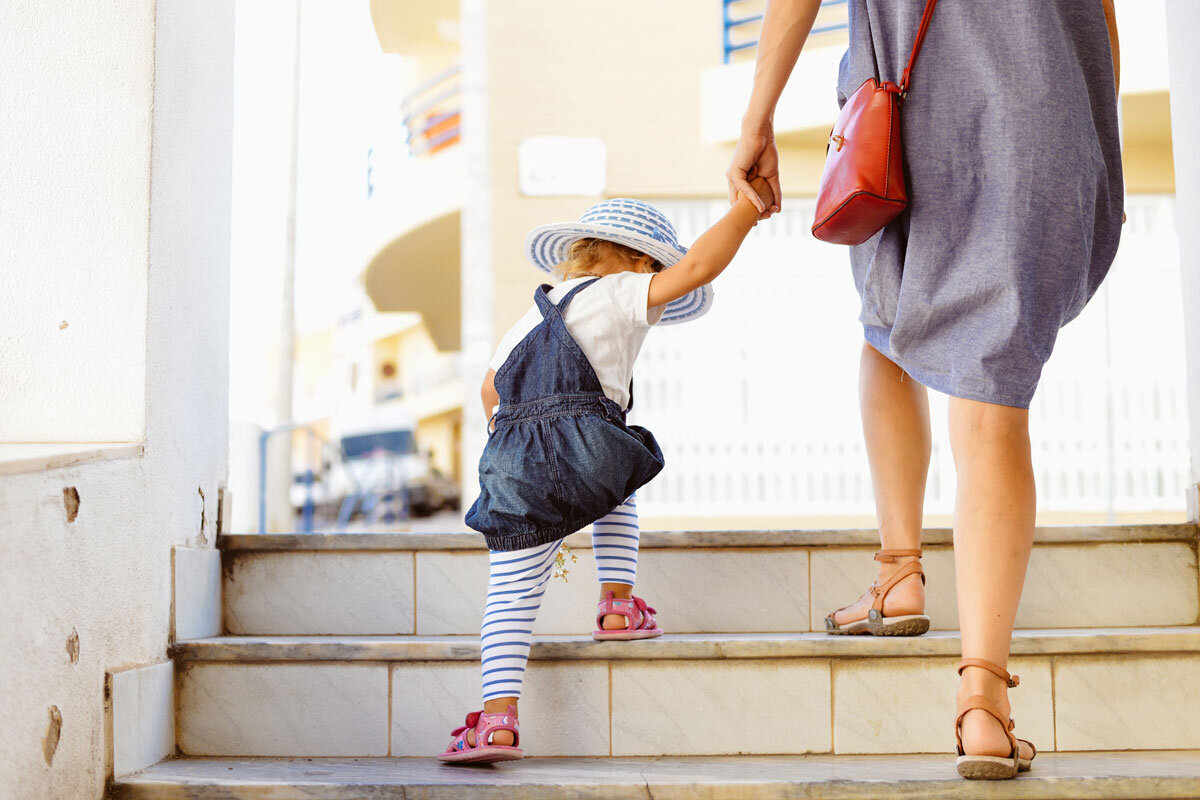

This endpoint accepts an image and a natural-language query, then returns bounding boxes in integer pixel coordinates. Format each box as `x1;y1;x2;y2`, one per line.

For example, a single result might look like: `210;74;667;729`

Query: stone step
112;752;1200;799
218;523;1199;552
172;627;1200;758
216;524;1200;636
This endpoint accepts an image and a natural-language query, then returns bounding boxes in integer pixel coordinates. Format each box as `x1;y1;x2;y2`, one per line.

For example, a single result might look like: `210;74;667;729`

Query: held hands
740;175;775;215
726;121;782;220
645;169;775;309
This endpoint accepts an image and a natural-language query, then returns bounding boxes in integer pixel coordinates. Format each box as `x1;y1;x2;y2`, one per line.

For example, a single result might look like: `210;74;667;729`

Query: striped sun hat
523;198;712;325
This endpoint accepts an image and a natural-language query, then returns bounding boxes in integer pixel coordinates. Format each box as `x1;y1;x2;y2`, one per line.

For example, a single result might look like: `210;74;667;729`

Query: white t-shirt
489;273;665;411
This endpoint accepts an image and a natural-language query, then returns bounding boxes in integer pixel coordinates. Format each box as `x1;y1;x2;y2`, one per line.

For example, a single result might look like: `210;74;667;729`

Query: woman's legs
593;496;641;629
949;397;1037;759
831;342;931;625
471;539;563;745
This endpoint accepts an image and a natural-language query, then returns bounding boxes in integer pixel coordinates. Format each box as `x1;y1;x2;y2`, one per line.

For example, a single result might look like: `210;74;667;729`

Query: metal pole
258;430;269;534
266;0;303;532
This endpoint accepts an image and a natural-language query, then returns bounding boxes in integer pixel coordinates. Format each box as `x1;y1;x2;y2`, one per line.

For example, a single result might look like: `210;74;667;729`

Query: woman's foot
825;550;930;635
955;660;1036;779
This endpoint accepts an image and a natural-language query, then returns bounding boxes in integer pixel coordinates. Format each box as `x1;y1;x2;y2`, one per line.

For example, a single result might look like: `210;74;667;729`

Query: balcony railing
722;0;848;64
402;64;461;158
259;423;410;533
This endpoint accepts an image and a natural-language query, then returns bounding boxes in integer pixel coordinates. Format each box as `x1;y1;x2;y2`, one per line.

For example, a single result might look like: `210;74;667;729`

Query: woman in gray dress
729;0;1122;778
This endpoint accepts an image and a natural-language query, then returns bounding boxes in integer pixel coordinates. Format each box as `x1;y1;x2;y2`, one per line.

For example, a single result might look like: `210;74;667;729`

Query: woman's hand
727;0;821;217
743;175;776;211
727;121;782;220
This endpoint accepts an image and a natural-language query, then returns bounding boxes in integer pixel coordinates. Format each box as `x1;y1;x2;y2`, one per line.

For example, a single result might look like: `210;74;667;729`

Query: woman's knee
948;396;1030;455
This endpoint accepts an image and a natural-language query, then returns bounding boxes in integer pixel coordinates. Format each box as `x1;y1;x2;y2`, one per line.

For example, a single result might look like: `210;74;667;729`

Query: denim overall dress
465;279;665;552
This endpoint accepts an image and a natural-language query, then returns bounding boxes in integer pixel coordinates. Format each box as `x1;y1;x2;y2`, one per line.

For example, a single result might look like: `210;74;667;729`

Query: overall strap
533;278;601;320
898;0;938;98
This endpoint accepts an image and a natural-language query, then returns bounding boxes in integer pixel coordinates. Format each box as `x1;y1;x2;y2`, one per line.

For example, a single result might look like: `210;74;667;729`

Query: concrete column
1165;0;1200;521
458;0;493;507
0;1;233;794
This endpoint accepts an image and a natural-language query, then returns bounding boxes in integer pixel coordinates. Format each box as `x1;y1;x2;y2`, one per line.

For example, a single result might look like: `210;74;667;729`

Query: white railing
629;196;1188;519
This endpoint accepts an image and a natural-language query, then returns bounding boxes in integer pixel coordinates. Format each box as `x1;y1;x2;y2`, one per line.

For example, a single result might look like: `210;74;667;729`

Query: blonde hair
553;238;663;281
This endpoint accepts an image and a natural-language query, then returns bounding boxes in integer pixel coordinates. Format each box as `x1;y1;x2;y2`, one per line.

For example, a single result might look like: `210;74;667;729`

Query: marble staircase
112;523;1200;797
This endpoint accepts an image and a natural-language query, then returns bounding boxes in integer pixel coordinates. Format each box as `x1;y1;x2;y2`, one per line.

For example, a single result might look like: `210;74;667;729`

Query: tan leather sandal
824;549;931;636
955;658;1036;780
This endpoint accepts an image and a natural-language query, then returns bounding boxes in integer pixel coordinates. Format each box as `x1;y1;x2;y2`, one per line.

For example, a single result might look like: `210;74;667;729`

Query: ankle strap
955;694;1016;757
958;658;1019;687
874;549;922;562
870;559;924;610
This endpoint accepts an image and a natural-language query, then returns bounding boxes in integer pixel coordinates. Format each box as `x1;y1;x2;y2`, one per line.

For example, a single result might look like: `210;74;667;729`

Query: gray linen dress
839;1;1124;408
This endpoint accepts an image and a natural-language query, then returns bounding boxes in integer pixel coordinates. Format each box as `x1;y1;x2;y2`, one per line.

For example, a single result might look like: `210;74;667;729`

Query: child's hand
742;175;775;212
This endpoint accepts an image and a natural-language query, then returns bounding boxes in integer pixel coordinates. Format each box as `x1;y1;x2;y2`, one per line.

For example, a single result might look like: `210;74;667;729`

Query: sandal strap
1019;737;1037;760
955;694;1017;757
874;549;922;562
631;596;657;630
595;592;657;632
870;559;924;610
476;705;520;748
958;658;1019;687
450;705;520;749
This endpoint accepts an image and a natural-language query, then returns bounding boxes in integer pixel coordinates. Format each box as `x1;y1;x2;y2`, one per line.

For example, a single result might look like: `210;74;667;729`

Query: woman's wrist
741;109;775;137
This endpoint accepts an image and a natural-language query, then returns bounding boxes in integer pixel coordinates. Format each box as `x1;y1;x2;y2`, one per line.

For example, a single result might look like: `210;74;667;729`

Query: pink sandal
437;705;523;764
592;591;664;640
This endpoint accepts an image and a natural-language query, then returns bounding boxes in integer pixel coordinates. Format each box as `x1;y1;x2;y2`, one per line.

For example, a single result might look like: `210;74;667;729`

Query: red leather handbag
811;0;938;245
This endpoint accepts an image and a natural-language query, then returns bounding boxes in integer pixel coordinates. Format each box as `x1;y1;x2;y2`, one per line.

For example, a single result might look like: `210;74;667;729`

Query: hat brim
523;222;713;326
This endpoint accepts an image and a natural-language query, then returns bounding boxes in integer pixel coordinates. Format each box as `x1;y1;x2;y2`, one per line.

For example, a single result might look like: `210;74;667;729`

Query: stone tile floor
113;751;1200;799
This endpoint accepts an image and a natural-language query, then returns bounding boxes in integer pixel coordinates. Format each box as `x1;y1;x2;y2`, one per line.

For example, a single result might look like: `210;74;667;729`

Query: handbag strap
897;0;938;98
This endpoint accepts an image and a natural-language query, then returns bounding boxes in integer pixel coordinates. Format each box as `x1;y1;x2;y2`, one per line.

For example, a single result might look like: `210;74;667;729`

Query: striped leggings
480;496;641;702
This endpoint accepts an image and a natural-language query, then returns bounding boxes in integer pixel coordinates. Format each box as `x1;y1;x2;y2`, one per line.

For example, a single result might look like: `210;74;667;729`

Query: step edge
110;751;1200;795
218;523;1200;553
171;626;1200;662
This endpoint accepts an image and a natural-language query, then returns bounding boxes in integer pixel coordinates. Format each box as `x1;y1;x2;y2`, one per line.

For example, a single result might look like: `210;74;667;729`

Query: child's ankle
601;582;633;600
482;698;517;716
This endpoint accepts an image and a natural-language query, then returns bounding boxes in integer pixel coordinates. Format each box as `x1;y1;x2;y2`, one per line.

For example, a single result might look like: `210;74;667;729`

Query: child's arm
647;177;774;309
481;369;499;419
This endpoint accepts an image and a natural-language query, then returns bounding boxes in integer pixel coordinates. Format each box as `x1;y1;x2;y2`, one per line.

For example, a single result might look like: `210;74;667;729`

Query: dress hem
863;326;1035;410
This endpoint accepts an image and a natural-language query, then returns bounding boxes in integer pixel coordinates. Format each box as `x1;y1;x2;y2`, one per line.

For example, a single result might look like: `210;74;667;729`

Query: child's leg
592;496;640;630
473;538;563;745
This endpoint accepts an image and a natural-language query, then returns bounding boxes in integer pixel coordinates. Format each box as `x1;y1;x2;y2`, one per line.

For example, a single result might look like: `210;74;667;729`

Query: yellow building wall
371;320;444;398
485;0;827;340
417;409;462;481
296;328;335;402
372;320;464;478
1122;92;1175;194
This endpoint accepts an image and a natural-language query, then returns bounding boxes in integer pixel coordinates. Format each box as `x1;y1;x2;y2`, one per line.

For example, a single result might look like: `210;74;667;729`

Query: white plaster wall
1166;0;1200;519
0;1;234;797
0;1;153;443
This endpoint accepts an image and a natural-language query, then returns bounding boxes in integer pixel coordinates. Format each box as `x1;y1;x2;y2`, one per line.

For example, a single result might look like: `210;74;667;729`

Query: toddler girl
439;178;774;763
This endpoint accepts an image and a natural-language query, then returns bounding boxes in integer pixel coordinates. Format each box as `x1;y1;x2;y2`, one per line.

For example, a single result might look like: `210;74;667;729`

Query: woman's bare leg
949;396;1037;759
832;342;930;624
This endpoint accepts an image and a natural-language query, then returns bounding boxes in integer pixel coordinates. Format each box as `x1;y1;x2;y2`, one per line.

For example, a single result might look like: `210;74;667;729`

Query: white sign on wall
517;136;606;196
